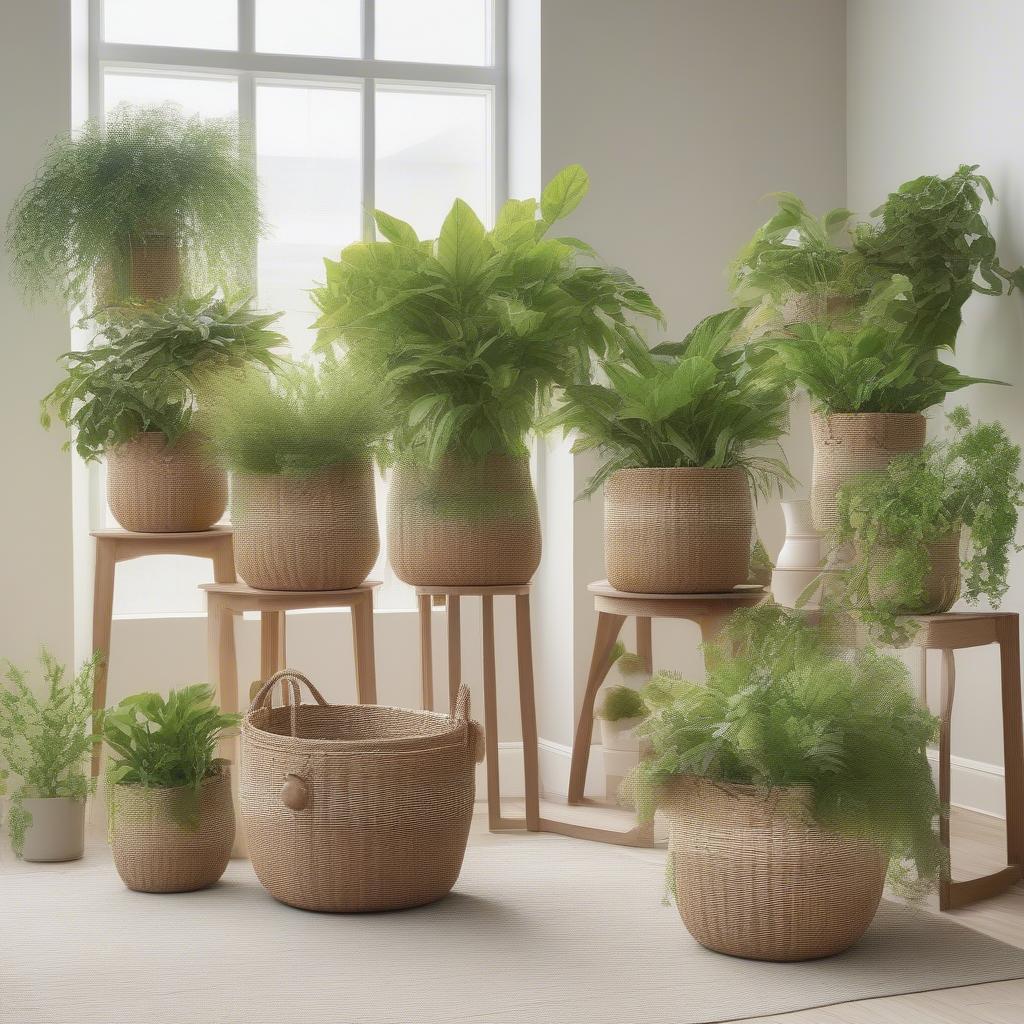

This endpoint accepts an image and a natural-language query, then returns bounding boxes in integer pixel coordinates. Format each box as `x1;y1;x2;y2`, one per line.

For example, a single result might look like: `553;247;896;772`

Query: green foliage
0;651;101;857
831;408;1024;641
634;605;945;897
610;641;648;677
598;685;646;722
103;684;239;829
197;357;390;475
6;102;262;305
311;165;663;465
766;322;1002;414
40;292;285;462
545;308;793;497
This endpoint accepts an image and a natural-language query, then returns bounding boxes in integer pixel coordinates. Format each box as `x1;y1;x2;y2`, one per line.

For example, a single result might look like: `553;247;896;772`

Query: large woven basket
663;776;887;961
604;467;754;594
231;462;379;591
95;234;183;305
241;670;484;913
810;411;927;532
867;528;962;614
109;762;235;894
106;430;227;533
387;455;541;587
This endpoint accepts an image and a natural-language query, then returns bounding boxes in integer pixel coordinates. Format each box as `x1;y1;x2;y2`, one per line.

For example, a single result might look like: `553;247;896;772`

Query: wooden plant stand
90;527;237;776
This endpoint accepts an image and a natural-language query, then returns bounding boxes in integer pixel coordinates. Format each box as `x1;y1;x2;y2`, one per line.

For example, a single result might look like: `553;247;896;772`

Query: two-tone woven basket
241;670;484;913
866;527;962;614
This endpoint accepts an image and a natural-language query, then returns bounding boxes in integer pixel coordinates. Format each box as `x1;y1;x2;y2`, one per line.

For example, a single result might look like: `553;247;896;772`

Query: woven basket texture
867;528;962;615
810;411;927;533
781;292;858;326
241;671;482;913
109;763;235;894
604;467;753;594
387;454;541;587
664;776;887;962
231;462;379;591
95;235;182;304
106;430;227;533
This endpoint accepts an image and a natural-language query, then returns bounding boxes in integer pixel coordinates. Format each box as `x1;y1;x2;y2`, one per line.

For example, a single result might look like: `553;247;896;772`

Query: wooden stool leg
939;648;955;911
208;596;239;760
567;612;626;804
636;616;653;674
352;591;378;704
515;593;541;831
90;539;116;777
446;595;462;713
418;593;434;711
997;616;1024;866
260;611;286;700
481;595;502;830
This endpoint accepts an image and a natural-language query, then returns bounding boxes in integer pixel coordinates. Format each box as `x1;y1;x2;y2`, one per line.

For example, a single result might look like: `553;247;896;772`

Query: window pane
375;87;491;238
255;0;361;58
104;0;237;50
257;84;362;355
104;72;238;120
375;0;490;65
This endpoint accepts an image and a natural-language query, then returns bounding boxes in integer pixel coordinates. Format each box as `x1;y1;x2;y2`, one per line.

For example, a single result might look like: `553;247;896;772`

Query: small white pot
777;500;823;570
599;717;643;806
600;716;642;753
20;797;86;863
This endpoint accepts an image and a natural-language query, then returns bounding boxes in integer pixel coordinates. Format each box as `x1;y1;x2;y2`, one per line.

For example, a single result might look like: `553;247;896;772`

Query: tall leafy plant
312;165;662;465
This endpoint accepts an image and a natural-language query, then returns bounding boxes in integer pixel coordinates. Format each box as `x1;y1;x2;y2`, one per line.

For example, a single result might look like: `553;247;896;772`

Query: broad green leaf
540;165;590;224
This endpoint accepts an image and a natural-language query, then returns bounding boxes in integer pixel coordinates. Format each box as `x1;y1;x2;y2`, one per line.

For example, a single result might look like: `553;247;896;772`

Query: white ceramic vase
21;796;86;863
600;716;642;805
771;500;824;608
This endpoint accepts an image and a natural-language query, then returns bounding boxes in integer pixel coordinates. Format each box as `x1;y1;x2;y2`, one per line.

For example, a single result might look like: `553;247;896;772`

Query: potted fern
828;407;1023;641
634;605;945;962
198;359;389;591
6;102;261;306
547;308;791;594
104;685;239;893
42;292;284;533
0;652;101;862
312;165;662;587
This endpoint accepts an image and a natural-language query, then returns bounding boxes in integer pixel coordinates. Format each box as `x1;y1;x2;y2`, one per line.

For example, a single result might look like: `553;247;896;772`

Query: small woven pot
663;776;887;961
109;763;235;894
106;431;227;533
867;529;962;614
388;455;541;587
95;234;183;305
604;467;753;594
231;462;379;591
810;411;927;532
781;292;858;326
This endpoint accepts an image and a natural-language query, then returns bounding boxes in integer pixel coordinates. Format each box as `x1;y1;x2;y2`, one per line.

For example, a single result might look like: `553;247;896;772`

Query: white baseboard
926;749;1006;819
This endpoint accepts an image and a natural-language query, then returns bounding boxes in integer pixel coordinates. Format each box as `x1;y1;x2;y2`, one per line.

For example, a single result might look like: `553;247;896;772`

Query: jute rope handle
249;670;329;740
454;685;486;764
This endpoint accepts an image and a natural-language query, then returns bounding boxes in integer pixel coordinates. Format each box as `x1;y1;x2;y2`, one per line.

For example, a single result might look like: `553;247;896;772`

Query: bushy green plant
545;308;793;497
311;165;662;465
103;684;239;828
6;102;262;305
830;407;1023;641
598;685;646;722
40;292;285;461
0;651;102;856
197;357;390;475
634;605;945;897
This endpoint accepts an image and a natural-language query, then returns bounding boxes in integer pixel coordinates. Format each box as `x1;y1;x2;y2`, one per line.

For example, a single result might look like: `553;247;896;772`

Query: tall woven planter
387;455;541;587
95;234;183;305
810;411;927;532
604;467;753;594
109;763;235;894
231;462;379;591
867;528;962;614
663;776;887;962
106;430;227;533
241;671;484;913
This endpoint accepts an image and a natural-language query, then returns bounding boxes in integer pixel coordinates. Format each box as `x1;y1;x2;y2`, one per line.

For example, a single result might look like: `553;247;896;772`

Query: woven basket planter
810;411;927;532
109;762;235;893
867;528;962;614
781;292;857;326
106;430;227;533
231;462;379;591
663;776;887;961
95;235;183;305
387;455;541;587
241;670;484;913
604;467;753;594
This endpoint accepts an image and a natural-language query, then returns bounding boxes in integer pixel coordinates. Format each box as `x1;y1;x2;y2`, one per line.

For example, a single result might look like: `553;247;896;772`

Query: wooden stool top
93;526;233;541
900;611;1016;651
588;580;764;601
588;579;765;619
414;583;532;597
201;580;380;605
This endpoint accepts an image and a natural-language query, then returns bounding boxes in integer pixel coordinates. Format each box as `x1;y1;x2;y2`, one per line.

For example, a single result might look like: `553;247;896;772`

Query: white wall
848;0;1024;811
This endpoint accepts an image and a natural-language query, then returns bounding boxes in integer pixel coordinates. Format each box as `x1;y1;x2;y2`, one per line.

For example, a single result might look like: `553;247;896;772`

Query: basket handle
452;685;486;763
249;670;329;739
453;684;471;723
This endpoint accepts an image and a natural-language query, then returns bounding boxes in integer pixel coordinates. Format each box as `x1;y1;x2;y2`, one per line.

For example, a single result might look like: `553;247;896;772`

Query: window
90;0;506;614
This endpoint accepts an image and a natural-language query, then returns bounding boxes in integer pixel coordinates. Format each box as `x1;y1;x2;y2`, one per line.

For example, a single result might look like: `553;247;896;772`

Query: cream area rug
2;832;1024;1024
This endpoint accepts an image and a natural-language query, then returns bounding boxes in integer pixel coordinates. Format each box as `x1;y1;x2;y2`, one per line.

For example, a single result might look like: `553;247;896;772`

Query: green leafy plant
829;407;1023;641
197;357;390;475
0;651;102;857
103;684;240;829
598;685;646;723
6;102;262;305
545;308;793;497
311;165;662;465
41;292;285;461
633;605;945;897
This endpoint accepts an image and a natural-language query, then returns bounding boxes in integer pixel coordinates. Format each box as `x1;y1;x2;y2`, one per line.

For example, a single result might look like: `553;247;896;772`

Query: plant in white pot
596;682;647;805
0;651;101;862
547;308;792;594
41;293;285;533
